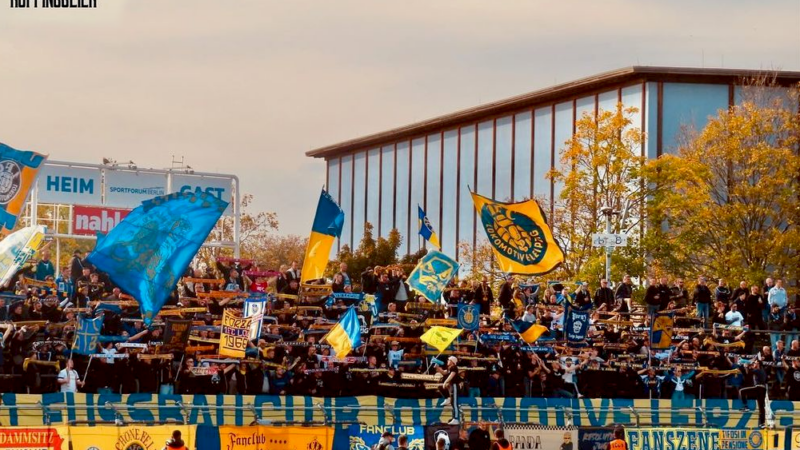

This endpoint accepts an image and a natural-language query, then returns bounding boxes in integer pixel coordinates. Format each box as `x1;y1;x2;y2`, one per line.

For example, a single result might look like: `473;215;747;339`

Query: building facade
307;67;800;258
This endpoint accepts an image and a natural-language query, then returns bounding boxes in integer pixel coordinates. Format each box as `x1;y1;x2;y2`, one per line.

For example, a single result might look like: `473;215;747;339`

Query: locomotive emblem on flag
0;160;22;204
480;203;547;264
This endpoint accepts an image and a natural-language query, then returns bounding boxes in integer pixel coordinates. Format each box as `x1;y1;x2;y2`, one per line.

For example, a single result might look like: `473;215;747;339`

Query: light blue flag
87;192;227;324
457;303;480;331
73;315;103;355
407;250;459;303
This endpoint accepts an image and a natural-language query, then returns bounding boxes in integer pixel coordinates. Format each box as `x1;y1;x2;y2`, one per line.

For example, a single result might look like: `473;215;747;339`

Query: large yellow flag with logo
420;326;462;353
470;191;564;275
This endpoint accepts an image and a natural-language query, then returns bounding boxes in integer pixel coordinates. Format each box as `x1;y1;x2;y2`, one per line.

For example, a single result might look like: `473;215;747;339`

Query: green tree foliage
643;83;800;285
548;103;647;283
327;222;403;282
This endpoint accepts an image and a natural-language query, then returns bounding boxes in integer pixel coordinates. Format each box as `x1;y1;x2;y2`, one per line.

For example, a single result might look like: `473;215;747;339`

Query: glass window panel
645;82;658;159
458;126;476;252
352;151;367;248
513;112;532;201
425;134;442;251
533;108;552;203
366;148;380;232
442;130;458;257
380;146;395;237
575;96;595;123
395;142;410;255
476;121;494;198
622;85;644;143
553;102;573;203
339;155;353;250
494;116;513;202
598;89;618;114
409;138;426;254
662;83;728;154
326;159;341;250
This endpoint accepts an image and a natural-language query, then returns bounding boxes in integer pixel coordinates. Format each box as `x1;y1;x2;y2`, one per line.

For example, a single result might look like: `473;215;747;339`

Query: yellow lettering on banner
219;426;333;450
220;310;252;358
68;426;194;450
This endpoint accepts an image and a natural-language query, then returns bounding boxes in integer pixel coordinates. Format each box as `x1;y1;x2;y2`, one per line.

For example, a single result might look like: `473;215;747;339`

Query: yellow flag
471;191;564;275
220;309;252;358
420;326;462;353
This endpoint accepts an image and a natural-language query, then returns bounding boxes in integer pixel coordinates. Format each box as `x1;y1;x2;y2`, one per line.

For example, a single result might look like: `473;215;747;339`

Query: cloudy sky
1;0;798;234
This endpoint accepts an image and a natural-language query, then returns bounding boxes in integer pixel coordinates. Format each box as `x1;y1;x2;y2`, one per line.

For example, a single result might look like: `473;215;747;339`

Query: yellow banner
218;425;333;450
69;425;194;450
471;191;564;275
0;426;69;450
220;309;251;358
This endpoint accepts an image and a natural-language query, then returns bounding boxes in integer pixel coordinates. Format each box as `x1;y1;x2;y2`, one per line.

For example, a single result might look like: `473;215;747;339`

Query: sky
1;0;799;235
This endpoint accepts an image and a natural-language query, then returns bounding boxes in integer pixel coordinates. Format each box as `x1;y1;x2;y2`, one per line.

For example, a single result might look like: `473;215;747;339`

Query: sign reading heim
72;205;130;236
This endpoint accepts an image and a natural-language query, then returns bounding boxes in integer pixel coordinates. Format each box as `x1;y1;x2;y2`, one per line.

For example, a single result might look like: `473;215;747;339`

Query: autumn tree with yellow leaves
548;103;647;282
643;83;800;284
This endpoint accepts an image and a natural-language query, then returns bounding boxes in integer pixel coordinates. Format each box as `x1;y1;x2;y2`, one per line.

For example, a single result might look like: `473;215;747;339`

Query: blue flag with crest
87;192;227;324
407;250;459;303
73;315;103;355
457;304;480;331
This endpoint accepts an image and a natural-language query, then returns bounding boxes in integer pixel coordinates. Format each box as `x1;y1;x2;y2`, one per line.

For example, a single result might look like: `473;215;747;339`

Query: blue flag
418;205;440;249
87;192;227;324
564;301;591;346
457;304;480;331
407;250;459;303
0;143;46;234
73;315;103;355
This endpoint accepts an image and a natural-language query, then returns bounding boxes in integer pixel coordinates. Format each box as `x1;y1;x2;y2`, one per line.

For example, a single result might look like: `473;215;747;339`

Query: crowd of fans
1;247;798;423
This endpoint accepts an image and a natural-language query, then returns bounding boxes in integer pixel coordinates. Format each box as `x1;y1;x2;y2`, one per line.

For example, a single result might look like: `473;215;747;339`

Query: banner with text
170;174;233;215
201;425;333;450
220;309;252;358
72;205;130;236
68;425;194;450
505;425;577;450
37;165;101;206
0;426;68;450
348;424;423;450
103;170;167;209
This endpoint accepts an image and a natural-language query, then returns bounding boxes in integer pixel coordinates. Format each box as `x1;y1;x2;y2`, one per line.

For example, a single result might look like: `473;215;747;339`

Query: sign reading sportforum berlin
470;191;564;275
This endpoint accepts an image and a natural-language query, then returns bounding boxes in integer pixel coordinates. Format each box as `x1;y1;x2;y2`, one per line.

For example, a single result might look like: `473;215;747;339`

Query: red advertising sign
72;205;131;236
0;427;65;450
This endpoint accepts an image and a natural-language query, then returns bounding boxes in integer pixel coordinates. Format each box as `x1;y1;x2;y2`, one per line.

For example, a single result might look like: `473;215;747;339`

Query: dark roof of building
306;66;800;158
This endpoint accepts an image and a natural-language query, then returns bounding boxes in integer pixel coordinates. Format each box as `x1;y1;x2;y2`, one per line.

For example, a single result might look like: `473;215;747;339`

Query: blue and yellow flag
323;306;361;358
0;143;47;234
418;205;440;249
457;304;480;331
301;189;345;284
87;192;227;324
73;315;103;355
511;319;548;344
420;326;462;353
650;312;674;350
0;225;47;287
407;249;459;303
470;191;564;275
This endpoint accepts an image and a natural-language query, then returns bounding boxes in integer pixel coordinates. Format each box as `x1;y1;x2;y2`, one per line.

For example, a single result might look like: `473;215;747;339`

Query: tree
643;82;800;284
547;103;647;282
327;222;403;284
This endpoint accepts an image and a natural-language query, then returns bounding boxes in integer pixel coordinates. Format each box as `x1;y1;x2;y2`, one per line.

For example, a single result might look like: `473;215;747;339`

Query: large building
307;66;800;258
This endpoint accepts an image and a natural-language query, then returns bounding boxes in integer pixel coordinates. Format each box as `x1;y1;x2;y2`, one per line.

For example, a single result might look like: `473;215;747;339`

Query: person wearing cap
440;355;461;424
387;341;404;368
376;430;395;450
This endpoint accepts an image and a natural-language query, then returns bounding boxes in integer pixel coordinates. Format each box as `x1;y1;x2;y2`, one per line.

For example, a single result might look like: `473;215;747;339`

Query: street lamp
600;207;620;283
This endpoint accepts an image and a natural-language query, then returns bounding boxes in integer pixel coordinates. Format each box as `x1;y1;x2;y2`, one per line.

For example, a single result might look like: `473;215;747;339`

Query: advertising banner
0;426;68;450
68;425;194;450
37;165;101;206
578;427;614;450
104;170;167;209
200;426;333;450
505;425;578;450
170;174;233;215
72;205;130;236
347;424;424;450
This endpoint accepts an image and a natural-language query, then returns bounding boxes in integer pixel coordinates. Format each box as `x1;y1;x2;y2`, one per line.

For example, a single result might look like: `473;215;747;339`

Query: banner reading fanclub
220;309;251;358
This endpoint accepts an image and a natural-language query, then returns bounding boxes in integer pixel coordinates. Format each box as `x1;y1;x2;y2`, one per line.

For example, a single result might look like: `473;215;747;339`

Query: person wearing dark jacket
615;275;633;304
693;277;712;327
670;279;689;308
657;277;672;311
745;286;765;329
163;430;187;450
468;423;492;450
593;280;614;309
475;277;495;316
375;273;398;313
643;278;661;315
361;267;377;294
